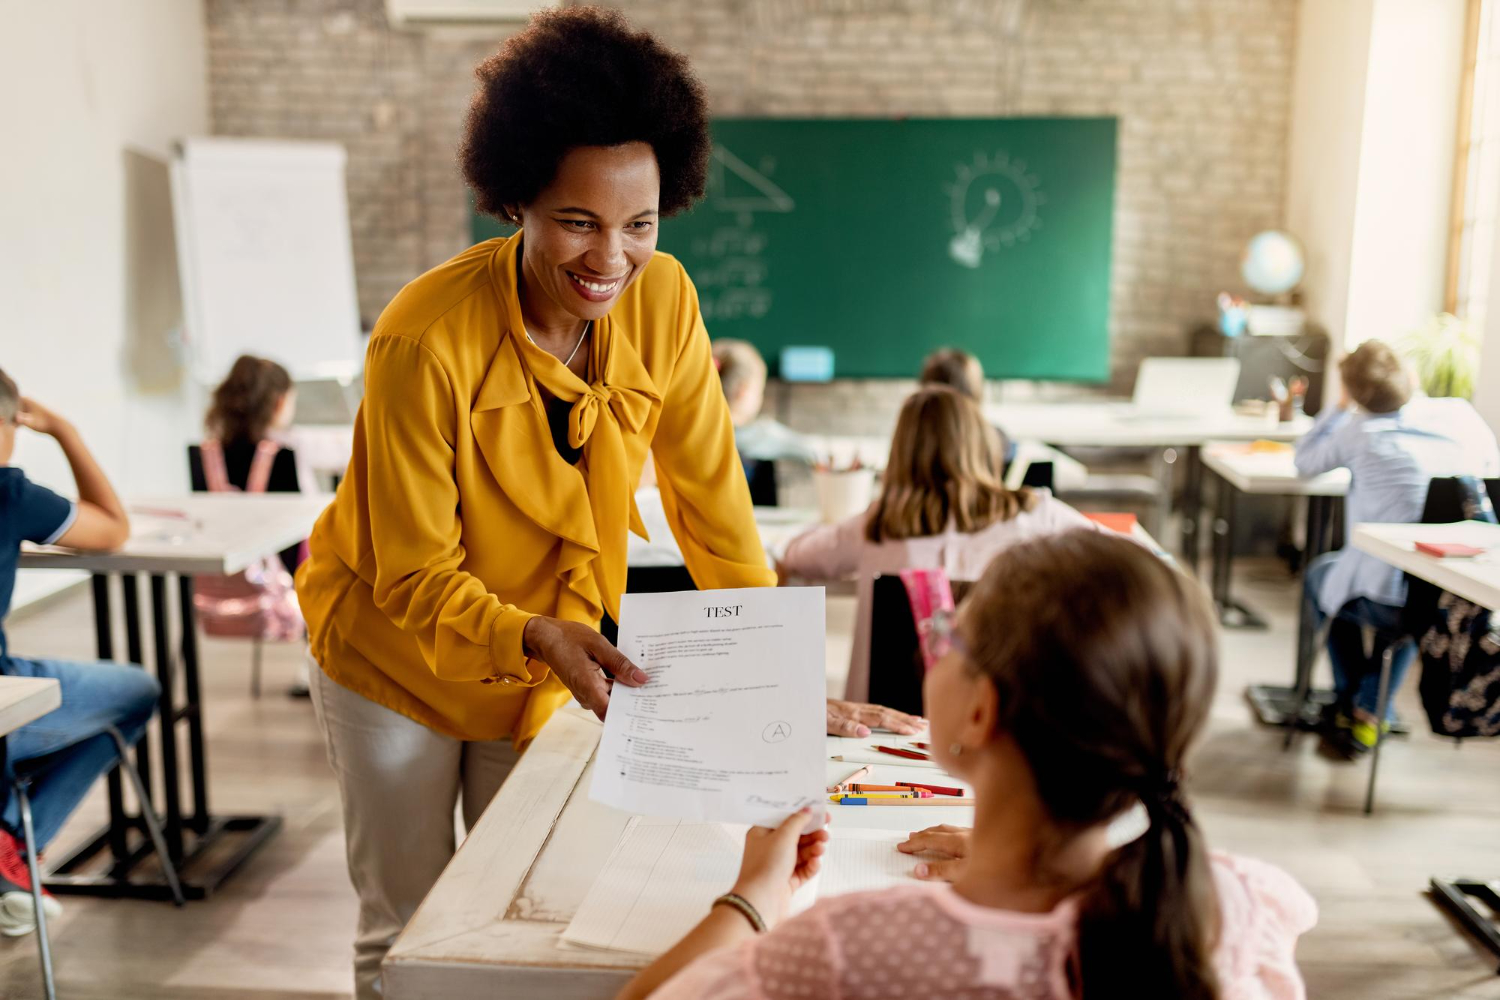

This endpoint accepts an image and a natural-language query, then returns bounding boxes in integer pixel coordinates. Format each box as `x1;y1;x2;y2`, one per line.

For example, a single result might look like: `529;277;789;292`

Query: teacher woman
298;8;917;997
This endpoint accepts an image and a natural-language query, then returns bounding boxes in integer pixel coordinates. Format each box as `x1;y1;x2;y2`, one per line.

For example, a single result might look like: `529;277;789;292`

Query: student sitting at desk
1296;340;1500;757
918;346;1014;465
713;340;817;503
190;355;309;696
622;531;1316;1000
0;369;161;935
779;385;1098;703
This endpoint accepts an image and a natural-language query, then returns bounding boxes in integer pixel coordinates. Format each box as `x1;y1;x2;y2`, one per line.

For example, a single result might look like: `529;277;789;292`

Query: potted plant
1401;312;1481;399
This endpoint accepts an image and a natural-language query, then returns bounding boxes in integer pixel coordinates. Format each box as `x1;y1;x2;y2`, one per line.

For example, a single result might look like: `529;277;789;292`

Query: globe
1241;230;1305;296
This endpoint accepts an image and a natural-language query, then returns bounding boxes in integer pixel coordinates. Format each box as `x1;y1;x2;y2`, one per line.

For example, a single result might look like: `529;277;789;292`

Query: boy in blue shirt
1296;341;1500;756
0;367;160;935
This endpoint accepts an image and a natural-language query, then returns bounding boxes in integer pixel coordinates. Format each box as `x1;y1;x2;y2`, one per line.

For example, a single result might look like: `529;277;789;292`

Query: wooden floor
4;558;1500;998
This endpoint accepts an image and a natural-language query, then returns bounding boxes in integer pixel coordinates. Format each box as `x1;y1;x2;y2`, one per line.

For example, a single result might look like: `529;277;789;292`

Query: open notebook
561;817;919;955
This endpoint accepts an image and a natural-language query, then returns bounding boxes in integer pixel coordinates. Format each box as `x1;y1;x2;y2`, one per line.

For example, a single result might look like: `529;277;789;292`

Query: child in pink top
621;531;1316;1000
779;385;1100;703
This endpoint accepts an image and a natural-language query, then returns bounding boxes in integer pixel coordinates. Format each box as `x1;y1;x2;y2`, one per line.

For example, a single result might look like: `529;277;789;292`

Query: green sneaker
1347;719;1390;754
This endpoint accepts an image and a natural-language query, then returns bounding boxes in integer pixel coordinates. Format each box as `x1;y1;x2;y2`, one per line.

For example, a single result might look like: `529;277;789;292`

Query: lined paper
560;818;915;955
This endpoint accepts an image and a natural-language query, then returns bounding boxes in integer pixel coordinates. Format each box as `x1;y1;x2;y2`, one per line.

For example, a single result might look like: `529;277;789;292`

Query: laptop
1123;358;1241;421
293;375;362;425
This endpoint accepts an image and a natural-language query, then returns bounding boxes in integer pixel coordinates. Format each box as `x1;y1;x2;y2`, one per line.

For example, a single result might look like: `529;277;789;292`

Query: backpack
192;439;304;641
1415;476;1500;738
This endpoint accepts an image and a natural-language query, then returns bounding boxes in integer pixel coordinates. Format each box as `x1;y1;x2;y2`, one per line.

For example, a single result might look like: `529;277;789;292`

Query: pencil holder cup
814;467;875;524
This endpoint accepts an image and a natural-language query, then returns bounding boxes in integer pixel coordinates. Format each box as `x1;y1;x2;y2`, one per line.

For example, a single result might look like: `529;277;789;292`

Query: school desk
18;493;329;902
381;706;974;999
1352;520;1500;963
986;400;1313;574
1199;444;1350;729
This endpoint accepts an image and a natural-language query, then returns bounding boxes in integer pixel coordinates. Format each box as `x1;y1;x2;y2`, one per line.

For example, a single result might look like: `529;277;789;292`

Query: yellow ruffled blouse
296;234;775;746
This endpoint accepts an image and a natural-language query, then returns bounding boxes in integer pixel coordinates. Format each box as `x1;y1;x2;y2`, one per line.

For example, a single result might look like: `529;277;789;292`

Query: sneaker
0;832;62;937
1347;719;1391;755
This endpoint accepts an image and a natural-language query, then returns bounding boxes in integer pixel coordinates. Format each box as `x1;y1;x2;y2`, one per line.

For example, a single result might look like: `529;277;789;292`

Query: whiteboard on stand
171;137;363;384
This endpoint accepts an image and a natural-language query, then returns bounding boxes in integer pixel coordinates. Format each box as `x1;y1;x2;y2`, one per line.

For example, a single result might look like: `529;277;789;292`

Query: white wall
1283;0;1375;348
1344;0;1466;348
0;1;209;607
1476;217;1500;433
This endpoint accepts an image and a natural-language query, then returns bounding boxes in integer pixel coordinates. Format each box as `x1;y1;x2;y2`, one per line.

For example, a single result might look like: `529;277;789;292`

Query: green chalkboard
473;117;1117;380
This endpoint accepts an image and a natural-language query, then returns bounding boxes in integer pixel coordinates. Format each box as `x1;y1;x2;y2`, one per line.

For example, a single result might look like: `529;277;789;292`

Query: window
1449;0;1500;331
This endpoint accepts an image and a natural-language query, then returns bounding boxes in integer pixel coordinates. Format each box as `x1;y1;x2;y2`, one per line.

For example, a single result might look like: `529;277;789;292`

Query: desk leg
1210;474;1268;630
1250;495;1341;730
1179;445;1203;574
91;576;129;865
177;577;209;832
46;575;281;901
121;577;152;804
150;575;185;861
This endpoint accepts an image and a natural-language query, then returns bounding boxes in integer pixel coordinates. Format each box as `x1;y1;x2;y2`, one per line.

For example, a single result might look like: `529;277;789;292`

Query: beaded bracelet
712;892;767;933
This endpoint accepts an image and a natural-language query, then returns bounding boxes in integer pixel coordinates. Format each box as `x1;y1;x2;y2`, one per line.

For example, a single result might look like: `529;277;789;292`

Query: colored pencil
872;745;930;760
845;783;931;795
834;797;974;806
829;792;925;801
896;781;964;797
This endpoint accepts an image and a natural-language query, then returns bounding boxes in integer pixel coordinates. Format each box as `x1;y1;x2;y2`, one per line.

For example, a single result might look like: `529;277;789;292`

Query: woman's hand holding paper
522;617;649;720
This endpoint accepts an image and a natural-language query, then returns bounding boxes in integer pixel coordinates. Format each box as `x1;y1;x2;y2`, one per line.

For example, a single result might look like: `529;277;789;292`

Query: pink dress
653;852;1317;1000
780;492;1101;701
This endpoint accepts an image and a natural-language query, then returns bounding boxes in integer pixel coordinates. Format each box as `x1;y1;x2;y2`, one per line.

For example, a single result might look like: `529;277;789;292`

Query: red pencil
872;745;930;760
897;780;964;797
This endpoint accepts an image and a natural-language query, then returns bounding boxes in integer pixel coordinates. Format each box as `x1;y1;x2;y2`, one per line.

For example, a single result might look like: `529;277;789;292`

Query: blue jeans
0;657;160;849
1304;553;1415;721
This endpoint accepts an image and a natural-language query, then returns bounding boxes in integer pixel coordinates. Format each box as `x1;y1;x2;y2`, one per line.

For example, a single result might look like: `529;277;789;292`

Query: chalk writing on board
693;145;793;321
945;151;1045;268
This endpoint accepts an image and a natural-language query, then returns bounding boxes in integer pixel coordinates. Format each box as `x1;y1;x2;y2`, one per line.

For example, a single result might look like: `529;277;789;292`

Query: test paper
590;586;827;828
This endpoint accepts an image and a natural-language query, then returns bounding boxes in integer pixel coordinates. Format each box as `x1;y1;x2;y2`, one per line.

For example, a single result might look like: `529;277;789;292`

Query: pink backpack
192;439;305;641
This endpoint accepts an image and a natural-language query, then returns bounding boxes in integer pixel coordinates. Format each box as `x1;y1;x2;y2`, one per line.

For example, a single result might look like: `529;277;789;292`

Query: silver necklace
526;322;590;367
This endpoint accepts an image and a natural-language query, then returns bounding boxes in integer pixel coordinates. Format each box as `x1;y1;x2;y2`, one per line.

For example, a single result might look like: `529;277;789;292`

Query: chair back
868;574;974;715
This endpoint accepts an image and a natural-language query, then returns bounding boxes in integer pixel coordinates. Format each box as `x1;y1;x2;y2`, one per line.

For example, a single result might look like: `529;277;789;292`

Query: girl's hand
825;698;925;738
896;824;971;881
730;808;829;927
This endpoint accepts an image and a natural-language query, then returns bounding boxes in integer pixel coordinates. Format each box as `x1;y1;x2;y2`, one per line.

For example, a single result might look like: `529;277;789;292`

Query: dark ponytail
1077;779;1219;999
206;355;293;445
958;531;1222;1000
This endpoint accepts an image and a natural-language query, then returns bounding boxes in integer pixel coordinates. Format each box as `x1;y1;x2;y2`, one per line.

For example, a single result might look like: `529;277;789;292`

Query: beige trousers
309;664;520;1000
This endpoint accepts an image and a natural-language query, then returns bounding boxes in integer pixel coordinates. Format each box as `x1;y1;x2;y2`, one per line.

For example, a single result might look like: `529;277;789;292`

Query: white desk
1351;519;1500;962
1201;444;1350;728
986;401;1310;448
384;705;972;999
986;401;1312;573
0;678;61;739
17;493;330;902
20;495;330;575
628;500;819;570
1350;521;1500;610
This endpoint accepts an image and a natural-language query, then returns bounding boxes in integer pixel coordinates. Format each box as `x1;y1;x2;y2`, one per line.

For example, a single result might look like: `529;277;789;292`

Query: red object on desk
897;780;965;797
1084;512;1138;534
872;745;930;760
1414;541;1487;558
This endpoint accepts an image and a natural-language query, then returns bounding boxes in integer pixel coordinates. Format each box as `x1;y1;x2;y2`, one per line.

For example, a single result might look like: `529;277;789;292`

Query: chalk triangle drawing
710;145;795;215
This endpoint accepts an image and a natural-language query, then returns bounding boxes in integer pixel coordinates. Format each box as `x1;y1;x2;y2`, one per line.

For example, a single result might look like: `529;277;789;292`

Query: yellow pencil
828;792;923;801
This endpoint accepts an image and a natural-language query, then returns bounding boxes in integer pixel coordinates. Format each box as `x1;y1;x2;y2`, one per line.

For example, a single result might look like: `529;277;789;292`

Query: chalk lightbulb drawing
945;152;1044;268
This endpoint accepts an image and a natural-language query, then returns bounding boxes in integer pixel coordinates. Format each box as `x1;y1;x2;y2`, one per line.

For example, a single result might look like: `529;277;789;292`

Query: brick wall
205;0;1297;425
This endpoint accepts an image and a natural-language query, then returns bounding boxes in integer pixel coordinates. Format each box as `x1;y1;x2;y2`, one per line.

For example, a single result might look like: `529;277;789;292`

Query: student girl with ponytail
621;530;1315;1000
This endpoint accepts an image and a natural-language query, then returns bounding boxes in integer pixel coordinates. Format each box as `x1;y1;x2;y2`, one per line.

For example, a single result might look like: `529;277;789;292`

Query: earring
948;743;963;756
